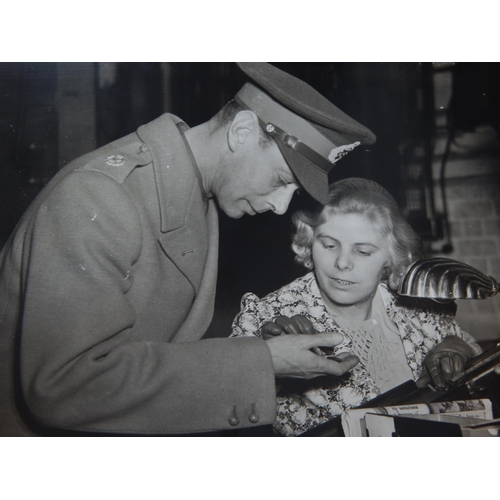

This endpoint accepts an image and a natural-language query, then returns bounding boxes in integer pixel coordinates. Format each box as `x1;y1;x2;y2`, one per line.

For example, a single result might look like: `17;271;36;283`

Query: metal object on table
398;257;499;300
451;341;500;388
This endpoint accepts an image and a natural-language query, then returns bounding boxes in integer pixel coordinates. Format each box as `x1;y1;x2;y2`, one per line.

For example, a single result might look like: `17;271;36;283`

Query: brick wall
438;173;500;342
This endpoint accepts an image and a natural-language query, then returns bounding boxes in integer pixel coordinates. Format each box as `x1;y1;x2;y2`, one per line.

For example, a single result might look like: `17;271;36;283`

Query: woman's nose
335;251;352;271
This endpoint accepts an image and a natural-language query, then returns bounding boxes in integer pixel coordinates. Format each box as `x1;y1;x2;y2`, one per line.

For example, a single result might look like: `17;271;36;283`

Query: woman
231;178;482;436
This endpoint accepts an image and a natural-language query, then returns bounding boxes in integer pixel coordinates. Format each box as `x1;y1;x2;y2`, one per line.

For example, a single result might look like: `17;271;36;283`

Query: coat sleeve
20;171;276;434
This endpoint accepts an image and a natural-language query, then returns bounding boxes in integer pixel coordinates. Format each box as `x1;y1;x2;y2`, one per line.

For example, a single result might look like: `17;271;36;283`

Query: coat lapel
137;114;210;294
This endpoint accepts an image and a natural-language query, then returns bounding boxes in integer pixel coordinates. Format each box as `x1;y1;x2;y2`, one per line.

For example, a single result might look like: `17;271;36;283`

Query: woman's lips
332;277;355;286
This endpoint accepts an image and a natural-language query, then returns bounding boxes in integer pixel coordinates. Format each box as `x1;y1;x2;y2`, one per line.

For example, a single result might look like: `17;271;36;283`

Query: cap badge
105;154;125;166
328;141;361;164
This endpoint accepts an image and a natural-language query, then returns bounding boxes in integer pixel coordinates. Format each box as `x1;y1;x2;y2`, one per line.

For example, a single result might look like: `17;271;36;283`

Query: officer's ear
227;110;259;152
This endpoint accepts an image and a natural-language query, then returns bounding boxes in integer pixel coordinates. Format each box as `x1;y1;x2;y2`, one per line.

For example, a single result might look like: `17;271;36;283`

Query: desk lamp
398;257;499;301
398;257;500;388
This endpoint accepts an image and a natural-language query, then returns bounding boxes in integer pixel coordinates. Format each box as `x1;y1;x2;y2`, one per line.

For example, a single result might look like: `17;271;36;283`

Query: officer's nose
268;184;298;215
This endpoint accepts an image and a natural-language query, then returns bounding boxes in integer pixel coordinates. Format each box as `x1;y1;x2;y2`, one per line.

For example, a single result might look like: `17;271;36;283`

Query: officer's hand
416;336;476;390
260;315;315;340
266;331;360;379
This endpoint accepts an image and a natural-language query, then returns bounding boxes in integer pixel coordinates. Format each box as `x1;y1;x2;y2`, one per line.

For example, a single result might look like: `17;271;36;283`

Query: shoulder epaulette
79;134;152;184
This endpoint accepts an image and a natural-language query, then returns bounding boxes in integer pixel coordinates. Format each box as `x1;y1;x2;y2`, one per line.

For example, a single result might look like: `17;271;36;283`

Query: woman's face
312;212;391;313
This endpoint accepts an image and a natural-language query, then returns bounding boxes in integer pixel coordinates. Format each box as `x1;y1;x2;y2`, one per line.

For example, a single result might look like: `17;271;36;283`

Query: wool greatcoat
0;114;277;436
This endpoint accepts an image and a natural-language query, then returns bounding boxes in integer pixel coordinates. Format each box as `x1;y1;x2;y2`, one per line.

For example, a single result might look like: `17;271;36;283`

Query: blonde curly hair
291;178;421;290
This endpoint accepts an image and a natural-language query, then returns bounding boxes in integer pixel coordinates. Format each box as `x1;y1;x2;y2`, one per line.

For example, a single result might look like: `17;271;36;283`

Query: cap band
235;83;340;165
262;122;334;173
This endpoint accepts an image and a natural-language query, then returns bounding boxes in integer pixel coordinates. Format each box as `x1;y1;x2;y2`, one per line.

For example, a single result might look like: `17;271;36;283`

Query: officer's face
215;137;300;219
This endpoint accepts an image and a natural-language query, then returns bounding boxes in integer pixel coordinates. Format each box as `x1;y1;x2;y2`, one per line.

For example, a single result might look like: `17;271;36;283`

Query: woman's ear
227;110;259;152
381;263;391;282
385;265;402;291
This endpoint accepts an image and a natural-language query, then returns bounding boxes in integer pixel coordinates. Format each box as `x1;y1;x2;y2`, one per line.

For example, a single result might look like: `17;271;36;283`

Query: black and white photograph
1;61;499;440
1;6;499;497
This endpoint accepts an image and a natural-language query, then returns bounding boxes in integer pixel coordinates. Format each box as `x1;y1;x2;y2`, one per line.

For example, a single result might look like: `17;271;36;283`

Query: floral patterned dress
230;272;482;436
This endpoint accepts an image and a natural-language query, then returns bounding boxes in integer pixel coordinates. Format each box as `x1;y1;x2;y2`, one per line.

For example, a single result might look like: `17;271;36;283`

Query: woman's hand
260;315;327;355
260;315;316;340
416;336;476;390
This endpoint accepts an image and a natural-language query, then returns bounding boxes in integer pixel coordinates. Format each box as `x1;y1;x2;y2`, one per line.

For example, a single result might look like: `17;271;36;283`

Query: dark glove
416;336;476;390
260;315;316;340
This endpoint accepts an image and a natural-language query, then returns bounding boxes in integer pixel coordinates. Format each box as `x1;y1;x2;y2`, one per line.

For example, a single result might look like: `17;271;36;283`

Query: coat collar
136;114;213;294
137;113;206;233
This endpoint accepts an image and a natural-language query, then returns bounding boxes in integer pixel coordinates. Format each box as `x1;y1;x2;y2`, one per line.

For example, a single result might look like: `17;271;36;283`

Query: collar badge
105;154;125;166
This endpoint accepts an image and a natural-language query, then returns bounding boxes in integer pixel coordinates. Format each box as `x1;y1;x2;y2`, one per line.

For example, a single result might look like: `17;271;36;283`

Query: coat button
139;144;148;153
249;404;259;423
228;416;240;426
228;406;239;426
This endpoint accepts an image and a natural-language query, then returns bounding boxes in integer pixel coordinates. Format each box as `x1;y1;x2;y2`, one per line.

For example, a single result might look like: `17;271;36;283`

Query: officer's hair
211;100;273;149
291;177;422;290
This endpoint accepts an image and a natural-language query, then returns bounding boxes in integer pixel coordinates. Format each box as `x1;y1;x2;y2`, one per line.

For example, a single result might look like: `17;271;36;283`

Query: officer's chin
224;209;245;219
223;205;248;219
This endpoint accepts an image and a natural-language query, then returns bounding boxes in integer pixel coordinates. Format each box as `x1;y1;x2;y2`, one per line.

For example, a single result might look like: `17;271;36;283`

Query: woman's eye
357;250;372;256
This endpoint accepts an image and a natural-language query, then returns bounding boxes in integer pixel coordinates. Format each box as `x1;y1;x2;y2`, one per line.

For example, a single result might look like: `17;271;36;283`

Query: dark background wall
1;62;499;341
